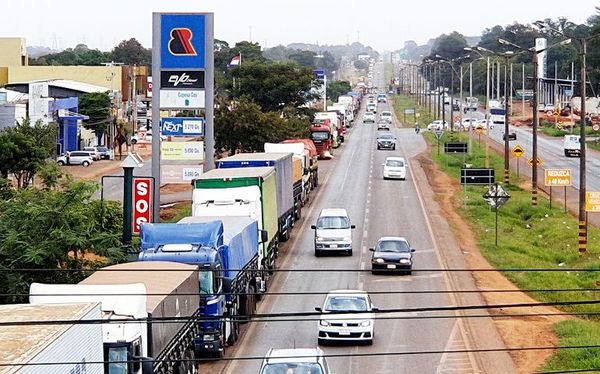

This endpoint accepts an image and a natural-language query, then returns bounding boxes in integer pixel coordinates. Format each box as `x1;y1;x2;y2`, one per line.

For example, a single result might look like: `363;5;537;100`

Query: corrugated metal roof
8;79;108;94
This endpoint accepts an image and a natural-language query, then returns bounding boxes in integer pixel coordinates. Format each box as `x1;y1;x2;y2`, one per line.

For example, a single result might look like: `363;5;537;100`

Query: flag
229;54;241;66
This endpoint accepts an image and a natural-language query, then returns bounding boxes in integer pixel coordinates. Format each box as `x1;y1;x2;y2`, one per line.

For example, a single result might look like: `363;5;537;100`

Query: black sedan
369;237;415;274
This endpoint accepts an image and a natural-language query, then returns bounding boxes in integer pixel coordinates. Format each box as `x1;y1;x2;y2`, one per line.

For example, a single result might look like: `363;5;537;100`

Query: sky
1;0;598;52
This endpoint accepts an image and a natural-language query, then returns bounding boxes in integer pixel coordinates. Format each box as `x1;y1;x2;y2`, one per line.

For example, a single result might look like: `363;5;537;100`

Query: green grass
587;140;600;152
384;63;393;86
540;122;595;137
161;203;191;223
411;96;600;372
391;94;434;128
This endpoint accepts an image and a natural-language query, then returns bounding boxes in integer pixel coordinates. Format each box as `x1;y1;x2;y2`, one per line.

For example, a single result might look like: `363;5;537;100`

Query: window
385;160;404;167
199;270;214;295
377;240;410;253
106;346;128;374
262;363;324;374
311;132;329;141
316;216;349;229
325;296;368;312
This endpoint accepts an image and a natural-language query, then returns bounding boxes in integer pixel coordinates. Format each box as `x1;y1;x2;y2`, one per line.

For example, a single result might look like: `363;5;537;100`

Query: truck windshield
199;271;214;295
107;346;129;374
311;131;329;141
317;216;350;229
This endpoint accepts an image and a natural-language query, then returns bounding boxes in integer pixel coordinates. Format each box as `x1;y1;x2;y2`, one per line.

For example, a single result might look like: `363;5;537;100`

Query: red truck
310;120;335;159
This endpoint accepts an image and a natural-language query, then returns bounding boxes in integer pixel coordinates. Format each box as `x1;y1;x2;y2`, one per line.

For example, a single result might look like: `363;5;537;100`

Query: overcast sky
2;0;598;52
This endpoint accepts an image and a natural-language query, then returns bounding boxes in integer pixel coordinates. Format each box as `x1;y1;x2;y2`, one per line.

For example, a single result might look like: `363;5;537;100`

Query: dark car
369;237;415;274
376;133;396;150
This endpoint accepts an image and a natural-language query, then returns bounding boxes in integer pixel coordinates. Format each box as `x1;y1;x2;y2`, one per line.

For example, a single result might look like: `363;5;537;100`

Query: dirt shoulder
415;145;568;373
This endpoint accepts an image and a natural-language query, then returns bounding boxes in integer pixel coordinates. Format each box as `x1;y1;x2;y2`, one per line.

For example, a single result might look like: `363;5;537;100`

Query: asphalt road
202;63;485;373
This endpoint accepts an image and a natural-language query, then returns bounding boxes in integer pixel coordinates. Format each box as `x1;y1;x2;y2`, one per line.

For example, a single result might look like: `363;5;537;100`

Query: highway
202;63;514;373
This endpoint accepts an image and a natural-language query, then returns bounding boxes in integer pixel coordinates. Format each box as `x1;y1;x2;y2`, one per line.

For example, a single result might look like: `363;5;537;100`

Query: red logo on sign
168;28;197;56
133;178;152;234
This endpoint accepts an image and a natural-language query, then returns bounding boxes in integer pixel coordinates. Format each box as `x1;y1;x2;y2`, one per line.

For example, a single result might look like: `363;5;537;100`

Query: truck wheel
296;205;302;220
226;320;239;345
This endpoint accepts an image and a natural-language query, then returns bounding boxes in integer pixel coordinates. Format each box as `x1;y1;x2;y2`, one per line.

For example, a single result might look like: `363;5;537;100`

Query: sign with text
544;169;572;187
133;178;153;234
162;164;204;184
159;90;205;109
160;70;205;89
161;117;205;136
160;14;206;69
586;192;600;212
161;141;204;161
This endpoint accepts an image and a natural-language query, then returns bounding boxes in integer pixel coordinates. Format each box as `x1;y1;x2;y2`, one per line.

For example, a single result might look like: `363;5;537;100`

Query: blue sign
314;69;325;80
161;117;205;136
161;14;206;69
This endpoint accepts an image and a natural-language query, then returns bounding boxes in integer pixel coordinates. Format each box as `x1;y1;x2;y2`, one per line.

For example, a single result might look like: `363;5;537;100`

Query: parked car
57;152;94;167
377;133;396;150
363;112;376;123
131;130;167;144
82;146;101;160
427;120;448;131
380;111;393;124
370;236;415;274
377;120;390;131
311;208;355;256
316;290;377;345
382;156;406;180
95;146;110;160
260;348;330;374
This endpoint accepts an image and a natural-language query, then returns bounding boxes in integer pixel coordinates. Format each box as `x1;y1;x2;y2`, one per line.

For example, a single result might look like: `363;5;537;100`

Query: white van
311;208;355;256
564;135;581;157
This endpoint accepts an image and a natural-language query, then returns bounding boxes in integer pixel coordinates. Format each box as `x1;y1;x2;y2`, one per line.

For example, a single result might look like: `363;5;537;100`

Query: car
366;103;377;113
476;119;490;129
377;133;396;150
369;236;415;274
377;94;387;103
95;146;110;160
131;130;167;144
311;208;355;256
316;290;377;345
82;146;102;160
460;118;479;130
427;120;448;131
377;120;390;131
382;156;406;180
363;112;376;123
56;151;94;167
379;111;393;124
260;348;330;374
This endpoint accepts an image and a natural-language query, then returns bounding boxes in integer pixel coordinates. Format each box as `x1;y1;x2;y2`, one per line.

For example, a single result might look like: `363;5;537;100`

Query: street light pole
579;38;587;254
504;55;510;185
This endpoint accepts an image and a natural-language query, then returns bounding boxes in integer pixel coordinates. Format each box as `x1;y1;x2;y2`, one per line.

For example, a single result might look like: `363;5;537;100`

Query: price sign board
161;117;205;136
162;164;204;183
161;141;204;161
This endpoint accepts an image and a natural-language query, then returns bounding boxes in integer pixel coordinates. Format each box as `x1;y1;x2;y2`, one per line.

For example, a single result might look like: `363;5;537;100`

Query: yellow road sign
528;157;543;167
475;126;484;134
586;192;600;212
512;145;525;158
544;169;572;187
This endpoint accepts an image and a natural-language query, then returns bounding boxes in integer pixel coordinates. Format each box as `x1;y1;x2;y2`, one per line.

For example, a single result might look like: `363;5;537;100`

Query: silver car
377;120;390;131
260;348;330;374
377;133;396;150
57;151;94;167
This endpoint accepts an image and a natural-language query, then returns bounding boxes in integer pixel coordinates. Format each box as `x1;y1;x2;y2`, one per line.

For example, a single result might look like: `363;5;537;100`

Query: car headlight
319;320;330;327
359;320;371;327
203;334;215;341
400;258;411;264
374;258;385;263
316;236;325;242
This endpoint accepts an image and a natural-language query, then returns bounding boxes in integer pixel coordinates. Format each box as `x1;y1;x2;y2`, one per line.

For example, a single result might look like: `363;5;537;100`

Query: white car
311;208;355;256
56;151;94;167
427;120;448;131
461;118;479;130
131;130;167;144
260;348;330;374
367;103;377;113
316;290;377;345
383;156;406;180
380;111;393;124
363;112;376;123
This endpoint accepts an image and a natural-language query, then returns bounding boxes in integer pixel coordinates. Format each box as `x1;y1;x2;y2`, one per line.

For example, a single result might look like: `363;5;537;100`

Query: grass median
388;92;600;371
391;94;434;128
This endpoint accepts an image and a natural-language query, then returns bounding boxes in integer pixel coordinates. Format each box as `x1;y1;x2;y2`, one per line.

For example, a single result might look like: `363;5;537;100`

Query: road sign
483;184;510;209
161;117;205;136
159;90;205;109
528;157;543;167
461;168;495;185
161;141;205;161
586;192;600;212
444;142;468;153
475;126;484;134
161;164;204;184
132;178;153;234
434;130;444;140
314;69;325;80
544;169;572;187
404;108;415;114
160;14;206;69
593;124;600;132
512;145;525;158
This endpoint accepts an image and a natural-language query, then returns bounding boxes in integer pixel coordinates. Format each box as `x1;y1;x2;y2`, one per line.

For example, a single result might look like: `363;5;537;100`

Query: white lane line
363;230;368;239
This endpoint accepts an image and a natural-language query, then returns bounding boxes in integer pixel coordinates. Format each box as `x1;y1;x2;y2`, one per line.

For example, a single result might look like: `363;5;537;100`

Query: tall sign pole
205;14;215;172
151;13;161;222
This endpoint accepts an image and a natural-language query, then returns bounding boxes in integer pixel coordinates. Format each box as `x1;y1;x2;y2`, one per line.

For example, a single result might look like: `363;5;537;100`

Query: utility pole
532;49;539;206
503;57;510;184
579;38;587;254
468;61;473;156
485;57;490;167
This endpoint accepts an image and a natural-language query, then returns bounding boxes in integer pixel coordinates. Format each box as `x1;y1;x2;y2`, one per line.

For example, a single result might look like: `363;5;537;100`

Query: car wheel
377;146;380;150
365;338;373;346
392;145;396;150
82;161;90;167
347;249;353;256
564;151;569;157
315;249;322;257
57;160;65;166
131;139;137;145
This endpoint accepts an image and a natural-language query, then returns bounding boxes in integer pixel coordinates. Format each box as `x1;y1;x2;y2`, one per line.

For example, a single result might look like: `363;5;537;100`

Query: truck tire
239;285;255;324
296;204;302;220
226;319;239;346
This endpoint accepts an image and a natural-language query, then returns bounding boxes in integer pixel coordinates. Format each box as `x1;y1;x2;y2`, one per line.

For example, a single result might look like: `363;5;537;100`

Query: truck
0;303;104;374
281;138;319;190
139;217;263;359
309;120;335;159
464;96;479;112
488;100;505;127
192;167;279;272
337;95;356;124
564;134;581;157
30;261;200;374
314;112;343;147
265;142;312;206
215;153;299;240
329;103;352;128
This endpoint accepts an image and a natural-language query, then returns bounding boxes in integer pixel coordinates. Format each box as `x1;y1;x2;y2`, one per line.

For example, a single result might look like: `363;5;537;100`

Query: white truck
265;142;311;205
564;134;581;157
337;95;356;123
30;261;200;374
0;302;104;374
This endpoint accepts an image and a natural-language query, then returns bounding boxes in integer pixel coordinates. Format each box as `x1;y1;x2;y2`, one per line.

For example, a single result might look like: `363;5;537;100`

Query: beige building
6;65;123;90
0;37;27;67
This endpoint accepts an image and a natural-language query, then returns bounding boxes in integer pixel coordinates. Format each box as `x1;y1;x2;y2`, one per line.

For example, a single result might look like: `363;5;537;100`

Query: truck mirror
311;225;317;230
351;225;356;229
259;230;269;244
315;307;322;312
140;357;153;374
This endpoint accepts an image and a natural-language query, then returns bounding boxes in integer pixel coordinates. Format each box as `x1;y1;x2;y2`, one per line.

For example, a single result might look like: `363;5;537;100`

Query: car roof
265;348;323;364
319;208;348;217
326;290;368;297
385;156;405;161
377;236;408;242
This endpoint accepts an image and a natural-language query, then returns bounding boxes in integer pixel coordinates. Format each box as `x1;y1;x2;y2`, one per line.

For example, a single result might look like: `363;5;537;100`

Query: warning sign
512;145;525;158
586;192;600;212
544;169;572;187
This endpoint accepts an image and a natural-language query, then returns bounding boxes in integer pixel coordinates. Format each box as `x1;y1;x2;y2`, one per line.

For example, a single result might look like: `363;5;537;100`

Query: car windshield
376;240;410;253
311;132;329;141
378;135;393;140
97;147;108;152
385;159;404;167
324;296;368;312
316;216;350;229
261;363;324;374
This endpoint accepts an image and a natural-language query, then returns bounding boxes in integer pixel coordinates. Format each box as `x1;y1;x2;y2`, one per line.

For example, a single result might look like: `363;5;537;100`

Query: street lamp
435;55;468;132
498;37;571;205
534;21;600;254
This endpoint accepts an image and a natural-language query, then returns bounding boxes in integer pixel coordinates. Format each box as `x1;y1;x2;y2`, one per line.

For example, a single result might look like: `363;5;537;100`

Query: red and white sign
147;76;153;98
133;178;153;234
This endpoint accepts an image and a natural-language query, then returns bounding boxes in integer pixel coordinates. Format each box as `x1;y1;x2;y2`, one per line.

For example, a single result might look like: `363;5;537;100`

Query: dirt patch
417;151;568;374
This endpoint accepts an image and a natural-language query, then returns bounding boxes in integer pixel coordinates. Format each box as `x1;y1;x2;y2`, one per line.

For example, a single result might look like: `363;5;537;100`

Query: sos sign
133;178;153;234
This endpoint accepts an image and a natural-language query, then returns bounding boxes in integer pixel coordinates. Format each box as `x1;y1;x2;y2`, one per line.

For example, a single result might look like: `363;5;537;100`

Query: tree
78;92;112;142
327;81;352;102
29;44;111;66
112;38;151;65
0;179;124;303
431;32;469;60
354;59;369;70
0;119;57;188
229;41;265;63
231;61;317;112
288;50;317;68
